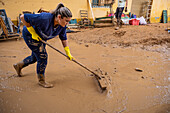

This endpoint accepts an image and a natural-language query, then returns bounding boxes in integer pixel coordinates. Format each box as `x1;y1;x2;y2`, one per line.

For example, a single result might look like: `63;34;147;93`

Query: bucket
129;19;139;25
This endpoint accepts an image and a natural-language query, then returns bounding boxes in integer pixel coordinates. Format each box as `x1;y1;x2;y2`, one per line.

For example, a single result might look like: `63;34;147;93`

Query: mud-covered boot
115;26;119;30
115;18;121;30
13;61;25;77
38;74;53;88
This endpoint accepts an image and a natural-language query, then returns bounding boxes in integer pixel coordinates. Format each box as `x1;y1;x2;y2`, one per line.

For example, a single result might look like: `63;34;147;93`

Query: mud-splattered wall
131;0;148;17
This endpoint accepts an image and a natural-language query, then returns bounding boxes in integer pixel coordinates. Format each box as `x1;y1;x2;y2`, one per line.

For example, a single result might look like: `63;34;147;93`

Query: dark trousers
22;32;47;75
115;7;124;23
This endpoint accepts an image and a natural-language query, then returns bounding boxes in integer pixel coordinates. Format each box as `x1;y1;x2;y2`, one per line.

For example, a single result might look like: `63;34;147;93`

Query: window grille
92;0;114;8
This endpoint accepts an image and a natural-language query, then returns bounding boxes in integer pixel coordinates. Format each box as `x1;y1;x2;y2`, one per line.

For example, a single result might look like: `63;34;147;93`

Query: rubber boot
13;61;25;77
38;74;53;88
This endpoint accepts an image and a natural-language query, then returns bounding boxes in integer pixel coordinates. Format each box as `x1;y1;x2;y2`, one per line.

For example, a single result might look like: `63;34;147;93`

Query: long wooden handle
40;39;101;79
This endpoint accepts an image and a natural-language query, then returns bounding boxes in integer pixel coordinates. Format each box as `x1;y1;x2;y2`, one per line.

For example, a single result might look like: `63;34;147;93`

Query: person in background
13;3;73;88
115;0;128;30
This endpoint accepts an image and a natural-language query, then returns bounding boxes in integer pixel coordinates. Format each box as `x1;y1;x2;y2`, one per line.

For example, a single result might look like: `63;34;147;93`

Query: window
92;0;114;8
92;0;99;6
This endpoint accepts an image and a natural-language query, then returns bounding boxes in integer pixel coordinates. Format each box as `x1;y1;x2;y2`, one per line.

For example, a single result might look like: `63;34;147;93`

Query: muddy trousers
22;34;47;78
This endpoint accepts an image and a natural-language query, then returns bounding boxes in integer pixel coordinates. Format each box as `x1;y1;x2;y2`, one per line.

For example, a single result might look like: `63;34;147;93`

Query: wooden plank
96;16;113;20
0;16;8;38
94;20;112;23
0;36;19;41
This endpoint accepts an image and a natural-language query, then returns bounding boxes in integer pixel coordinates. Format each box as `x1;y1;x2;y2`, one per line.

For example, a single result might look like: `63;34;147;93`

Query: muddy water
0;38;169;113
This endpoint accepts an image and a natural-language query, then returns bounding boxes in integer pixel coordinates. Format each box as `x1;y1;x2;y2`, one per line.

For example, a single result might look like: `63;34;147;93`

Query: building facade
0;0;169;24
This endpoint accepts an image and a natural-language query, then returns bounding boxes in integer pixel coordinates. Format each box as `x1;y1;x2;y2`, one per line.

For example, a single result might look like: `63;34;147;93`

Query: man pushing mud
13;3;74;88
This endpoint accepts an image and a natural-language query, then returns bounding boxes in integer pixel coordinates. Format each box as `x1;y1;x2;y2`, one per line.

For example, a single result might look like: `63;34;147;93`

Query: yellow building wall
0;0;168;24
0;0;87;20
0;0;133;24
151;0;170;23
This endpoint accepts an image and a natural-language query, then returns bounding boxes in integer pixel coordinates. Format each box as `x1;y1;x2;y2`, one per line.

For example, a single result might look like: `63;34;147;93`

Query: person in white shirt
115;0;128;30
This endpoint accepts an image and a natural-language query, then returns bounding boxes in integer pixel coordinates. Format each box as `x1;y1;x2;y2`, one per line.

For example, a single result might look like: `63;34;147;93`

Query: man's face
57;15;71;27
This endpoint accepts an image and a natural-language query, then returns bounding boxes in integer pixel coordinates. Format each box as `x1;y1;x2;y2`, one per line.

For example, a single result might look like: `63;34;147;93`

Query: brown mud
0;23;169;113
